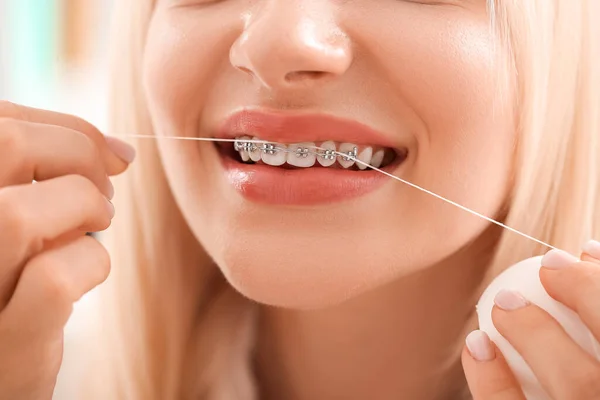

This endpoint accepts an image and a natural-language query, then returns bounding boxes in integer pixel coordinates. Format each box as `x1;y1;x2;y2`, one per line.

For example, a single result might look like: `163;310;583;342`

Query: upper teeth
234;136;388;169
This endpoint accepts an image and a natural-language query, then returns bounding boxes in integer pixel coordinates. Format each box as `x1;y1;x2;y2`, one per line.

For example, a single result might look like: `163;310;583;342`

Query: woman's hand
0;101;134;399
462;242;600;399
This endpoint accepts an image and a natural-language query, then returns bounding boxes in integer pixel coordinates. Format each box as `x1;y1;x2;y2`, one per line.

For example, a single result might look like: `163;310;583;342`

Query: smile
214;109;409;206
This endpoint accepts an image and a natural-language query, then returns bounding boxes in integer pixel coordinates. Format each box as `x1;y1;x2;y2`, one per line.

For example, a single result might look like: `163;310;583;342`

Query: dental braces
234;139;358;161
234;141;258;153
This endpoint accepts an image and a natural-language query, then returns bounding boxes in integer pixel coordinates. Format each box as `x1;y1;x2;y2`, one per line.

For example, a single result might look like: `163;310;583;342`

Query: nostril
284;71;328;83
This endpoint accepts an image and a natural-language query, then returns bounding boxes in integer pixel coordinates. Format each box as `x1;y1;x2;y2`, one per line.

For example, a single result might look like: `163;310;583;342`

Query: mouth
214;109;409;206
218;137;403;171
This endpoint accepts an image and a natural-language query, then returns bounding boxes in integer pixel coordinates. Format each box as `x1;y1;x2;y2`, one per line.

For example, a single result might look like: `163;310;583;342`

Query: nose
230;1;353;90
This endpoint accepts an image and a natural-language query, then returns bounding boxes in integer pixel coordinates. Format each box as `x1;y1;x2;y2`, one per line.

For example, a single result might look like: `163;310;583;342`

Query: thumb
104;135;136;175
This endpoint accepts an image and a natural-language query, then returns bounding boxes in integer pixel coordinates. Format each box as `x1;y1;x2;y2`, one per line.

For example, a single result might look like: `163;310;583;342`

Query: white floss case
477;256;600;399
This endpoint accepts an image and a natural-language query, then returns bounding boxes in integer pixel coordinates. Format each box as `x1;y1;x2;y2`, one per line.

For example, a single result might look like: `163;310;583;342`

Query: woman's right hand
0;101;135;400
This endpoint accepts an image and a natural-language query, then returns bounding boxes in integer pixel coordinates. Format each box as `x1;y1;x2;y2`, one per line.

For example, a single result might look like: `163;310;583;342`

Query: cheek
141;8;247;230
354;8;515;211
142;9;241;132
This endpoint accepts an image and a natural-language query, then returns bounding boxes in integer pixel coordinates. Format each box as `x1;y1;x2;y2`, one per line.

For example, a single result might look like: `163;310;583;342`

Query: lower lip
220;153;401;206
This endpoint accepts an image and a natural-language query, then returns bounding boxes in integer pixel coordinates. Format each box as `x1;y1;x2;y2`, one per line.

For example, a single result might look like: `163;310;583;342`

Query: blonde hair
74;0;600;398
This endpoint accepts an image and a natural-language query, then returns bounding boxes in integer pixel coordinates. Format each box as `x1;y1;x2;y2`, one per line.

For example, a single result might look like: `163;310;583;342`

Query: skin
0;2;598;400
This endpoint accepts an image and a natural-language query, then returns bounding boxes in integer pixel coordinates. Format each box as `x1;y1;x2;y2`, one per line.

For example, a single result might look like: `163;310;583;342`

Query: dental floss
114;134;597;399
116;134;556;250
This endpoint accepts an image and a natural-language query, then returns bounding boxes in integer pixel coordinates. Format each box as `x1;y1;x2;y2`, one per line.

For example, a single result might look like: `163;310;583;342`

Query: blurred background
0;0;114;131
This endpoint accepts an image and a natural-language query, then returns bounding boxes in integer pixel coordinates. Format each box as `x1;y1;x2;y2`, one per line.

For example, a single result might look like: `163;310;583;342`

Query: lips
216;109;401;147
213;109;408;205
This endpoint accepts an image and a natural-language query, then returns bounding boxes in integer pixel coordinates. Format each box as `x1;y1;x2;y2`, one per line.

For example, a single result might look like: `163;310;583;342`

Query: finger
462;330;525;400
0;100;135;175
581;240;600;263
0;235;110;335
0;175;114;307
493;290;600;400
0;118;113;198
539;248;600;344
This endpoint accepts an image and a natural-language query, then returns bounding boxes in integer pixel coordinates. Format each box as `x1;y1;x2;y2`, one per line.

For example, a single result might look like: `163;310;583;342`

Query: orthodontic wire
116;134;558;250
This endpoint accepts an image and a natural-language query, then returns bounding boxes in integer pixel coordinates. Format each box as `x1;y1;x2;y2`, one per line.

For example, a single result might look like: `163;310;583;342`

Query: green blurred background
0;0;113;130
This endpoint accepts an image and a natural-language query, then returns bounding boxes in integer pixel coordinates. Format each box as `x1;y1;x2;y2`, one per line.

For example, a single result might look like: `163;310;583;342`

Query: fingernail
582;240;600;260
106;177;115;200
494;289;529;311
465;330;495;361
105;198;115;219
105;136;136;163
541;249;579;269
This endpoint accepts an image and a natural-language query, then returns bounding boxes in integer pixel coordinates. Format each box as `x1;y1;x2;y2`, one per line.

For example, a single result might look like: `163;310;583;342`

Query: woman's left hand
461;241;600;400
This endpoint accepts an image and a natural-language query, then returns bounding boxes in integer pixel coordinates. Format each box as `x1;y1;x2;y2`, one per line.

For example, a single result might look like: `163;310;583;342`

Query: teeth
261;142;287;166
249;136;262;162
356;147;373;170
237;135;252;162
337;143;357;169
234;137;393;170
370;149;384;168
317;141;337;167
287;142;316;167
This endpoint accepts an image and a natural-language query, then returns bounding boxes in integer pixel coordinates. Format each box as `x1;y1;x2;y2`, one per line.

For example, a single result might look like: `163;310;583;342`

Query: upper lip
216;109;401;148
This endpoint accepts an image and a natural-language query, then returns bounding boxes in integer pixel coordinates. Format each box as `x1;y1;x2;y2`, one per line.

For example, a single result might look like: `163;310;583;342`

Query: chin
220;256;380;310
203;225;380;308
207;223;471;309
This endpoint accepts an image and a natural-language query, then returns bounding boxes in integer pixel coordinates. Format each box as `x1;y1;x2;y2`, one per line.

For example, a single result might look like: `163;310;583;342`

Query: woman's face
143;0;515;308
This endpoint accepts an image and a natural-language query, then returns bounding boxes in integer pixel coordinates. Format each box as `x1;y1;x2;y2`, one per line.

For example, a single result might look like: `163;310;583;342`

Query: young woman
0;0;598;399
